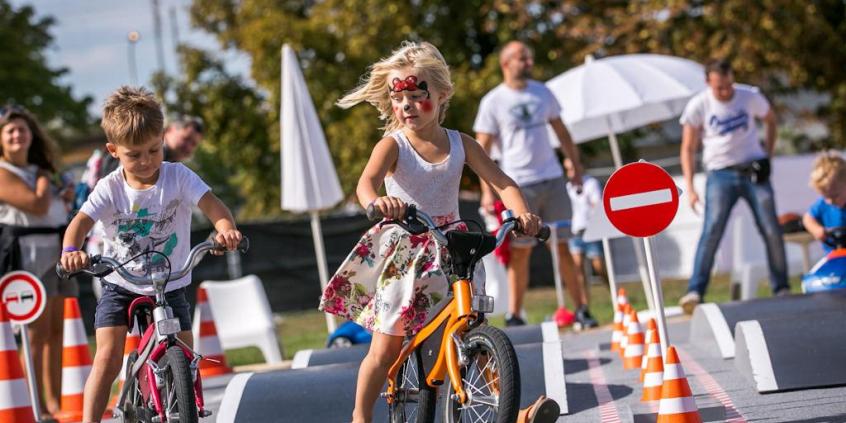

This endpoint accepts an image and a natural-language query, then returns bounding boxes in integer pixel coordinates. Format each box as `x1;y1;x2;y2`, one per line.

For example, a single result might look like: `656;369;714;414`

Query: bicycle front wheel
159;345;199;423
444;325;520;423
389;349;438;423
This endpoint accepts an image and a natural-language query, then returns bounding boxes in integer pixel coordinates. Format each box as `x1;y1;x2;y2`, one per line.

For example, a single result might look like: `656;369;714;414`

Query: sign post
603;161;680;357
1;271;47;421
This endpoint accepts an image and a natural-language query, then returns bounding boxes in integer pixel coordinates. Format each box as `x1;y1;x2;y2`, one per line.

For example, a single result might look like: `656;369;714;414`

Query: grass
222;273;802;367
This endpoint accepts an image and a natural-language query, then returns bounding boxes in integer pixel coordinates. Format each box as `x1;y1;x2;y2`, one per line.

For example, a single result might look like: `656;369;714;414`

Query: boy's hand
60;250;90;273
213;229;243;255
517;212;541;237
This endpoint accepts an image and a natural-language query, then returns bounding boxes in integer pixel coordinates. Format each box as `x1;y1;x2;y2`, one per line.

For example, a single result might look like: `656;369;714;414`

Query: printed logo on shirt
111;199;180;274
708;111;748;135
509;101;541;126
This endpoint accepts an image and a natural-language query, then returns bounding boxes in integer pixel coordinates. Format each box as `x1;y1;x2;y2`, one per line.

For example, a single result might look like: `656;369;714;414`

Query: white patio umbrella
280;44;344;333
546;53;706;313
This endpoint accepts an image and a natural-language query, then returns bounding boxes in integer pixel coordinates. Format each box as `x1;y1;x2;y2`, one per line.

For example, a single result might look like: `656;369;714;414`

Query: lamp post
127;31;140;85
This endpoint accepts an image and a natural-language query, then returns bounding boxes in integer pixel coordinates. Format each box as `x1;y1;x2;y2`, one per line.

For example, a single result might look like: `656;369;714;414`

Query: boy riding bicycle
59;86;242;423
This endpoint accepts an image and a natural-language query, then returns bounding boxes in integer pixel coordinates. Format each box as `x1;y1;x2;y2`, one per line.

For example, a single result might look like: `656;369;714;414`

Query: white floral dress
319;129;483;336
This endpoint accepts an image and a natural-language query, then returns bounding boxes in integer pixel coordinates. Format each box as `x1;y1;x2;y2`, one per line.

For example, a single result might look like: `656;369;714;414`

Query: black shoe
505;314;526;327
575;307;598;329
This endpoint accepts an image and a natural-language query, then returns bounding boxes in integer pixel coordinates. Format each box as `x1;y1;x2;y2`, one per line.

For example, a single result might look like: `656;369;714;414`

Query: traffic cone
55;297;101;422
656;346;701;423
610;290;629;352
192;286;232;377
108;324;141;409
641;327;664;402
622;309;645;370
619;303;632;358
641;318;658;382
0;304;35;423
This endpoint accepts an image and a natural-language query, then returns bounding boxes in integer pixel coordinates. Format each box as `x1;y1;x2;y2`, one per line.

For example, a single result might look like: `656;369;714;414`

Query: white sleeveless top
0;161;67;277
385;129;464;218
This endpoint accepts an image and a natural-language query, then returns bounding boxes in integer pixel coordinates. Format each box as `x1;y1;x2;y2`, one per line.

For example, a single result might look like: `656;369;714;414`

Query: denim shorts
568;234;603;258
94;282;192;331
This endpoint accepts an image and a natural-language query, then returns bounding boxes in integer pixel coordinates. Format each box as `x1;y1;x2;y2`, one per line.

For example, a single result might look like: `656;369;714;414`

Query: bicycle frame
385;277;479;405
128;296;206;421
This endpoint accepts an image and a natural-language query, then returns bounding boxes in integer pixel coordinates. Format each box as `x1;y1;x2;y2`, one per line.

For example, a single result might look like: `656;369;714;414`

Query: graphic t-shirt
80;162;210;294
679;84;770;170
808;197;846;253
473;80;564;186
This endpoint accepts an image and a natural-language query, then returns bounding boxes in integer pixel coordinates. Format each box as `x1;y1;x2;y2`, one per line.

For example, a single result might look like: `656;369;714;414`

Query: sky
11;0;253;116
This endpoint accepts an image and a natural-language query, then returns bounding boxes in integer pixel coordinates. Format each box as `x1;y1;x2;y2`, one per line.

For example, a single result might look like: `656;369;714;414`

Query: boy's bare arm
60;212;96;271
803;212;825;241
197;191;242;251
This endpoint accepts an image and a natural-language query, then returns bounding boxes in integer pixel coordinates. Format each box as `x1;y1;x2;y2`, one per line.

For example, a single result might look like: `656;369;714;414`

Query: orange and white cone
108;324;141;408
656;346;701;423
641;327;664;402
192;286;231;377
619;304;633;358
610;289;629;352
641;318;658;382
0;304;35;423
55;297;100;423
622;309;645;370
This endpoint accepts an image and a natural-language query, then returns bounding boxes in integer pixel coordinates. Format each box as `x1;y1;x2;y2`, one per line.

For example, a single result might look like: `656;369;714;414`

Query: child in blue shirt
804;152;846;253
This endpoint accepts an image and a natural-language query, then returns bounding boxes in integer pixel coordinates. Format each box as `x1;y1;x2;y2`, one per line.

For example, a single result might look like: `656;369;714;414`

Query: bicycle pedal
200;409;213;418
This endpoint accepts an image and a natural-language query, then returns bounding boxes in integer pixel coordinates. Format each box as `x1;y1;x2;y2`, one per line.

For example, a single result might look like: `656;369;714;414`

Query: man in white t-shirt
678;60;789;313
474;41;597;329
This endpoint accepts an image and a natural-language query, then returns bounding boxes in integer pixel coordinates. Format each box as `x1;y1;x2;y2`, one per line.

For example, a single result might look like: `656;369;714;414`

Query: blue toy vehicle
326;320;372;348
801;227;846;293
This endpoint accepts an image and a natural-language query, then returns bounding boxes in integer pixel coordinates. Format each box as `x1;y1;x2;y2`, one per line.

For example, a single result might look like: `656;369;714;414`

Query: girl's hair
810;151;846;192
337;41;454;134
0;106;58;173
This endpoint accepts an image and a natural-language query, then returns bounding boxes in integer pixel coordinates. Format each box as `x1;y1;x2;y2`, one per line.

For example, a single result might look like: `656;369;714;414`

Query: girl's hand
517;212;541;237
372;196;407;220
213;229;243;255
60;250;90;273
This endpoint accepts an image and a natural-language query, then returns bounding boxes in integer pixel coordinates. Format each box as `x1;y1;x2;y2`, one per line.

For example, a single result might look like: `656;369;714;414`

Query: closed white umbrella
280;44;344;333
546;53;706;316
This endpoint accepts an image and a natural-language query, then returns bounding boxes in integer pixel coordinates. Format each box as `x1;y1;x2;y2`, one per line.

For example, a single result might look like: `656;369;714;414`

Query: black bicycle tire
159;345;199;423
119;351;141;423
390;349;438;423
443;325;520;423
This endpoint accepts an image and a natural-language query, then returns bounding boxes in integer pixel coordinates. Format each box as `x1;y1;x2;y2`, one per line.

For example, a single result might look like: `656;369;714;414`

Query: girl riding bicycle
59;86;242;423
318;41;548;423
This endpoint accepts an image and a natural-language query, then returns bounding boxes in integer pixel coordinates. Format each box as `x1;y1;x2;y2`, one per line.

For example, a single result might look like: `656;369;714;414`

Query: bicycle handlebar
56;235;250;284
365;204;550;247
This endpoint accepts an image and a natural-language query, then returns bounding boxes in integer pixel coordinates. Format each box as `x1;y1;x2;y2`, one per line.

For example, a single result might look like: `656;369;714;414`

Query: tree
0;1;92;131
184;0;846;215
152;47;277;218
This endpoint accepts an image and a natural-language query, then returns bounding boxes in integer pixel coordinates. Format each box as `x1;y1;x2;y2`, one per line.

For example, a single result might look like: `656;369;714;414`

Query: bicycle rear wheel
159;345;199;423
389;349;438;423
443;325;520;423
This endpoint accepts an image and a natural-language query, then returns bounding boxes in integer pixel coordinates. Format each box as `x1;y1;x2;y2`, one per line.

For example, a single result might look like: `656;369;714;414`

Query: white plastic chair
199;275;283;363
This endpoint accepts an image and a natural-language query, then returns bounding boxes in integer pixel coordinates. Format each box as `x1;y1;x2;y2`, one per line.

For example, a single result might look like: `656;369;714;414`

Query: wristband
62;246;80;254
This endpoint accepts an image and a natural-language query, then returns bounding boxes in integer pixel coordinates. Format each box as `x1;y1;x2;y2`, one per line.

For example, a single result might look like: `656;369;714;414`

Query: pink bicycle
57;235;248;423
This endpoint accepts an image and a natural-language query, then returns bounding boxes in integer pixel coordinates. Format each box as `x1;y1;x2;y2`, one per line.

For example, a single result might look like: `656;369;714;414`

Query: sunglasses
0;104;27;120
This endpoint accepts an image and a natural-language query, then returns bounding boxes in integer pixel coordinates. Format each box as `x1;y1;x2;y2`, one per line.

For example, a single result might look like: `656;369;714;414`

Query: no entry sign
0;271;46;325
603;162;680;238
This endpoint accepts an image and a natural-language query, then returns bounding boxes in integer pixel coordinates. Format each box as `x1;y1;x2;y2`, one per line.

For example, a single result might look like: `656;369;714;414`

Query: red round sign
0;271;46;325
603;162;680;238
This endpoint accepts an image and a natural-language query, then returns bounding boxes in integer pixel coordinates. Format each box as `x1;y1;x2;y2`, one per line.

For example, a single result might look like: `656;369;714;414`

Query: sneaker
679;291;701;315
574;306;599;330
774;287;791;297
517;395;560;423
505;314;526;327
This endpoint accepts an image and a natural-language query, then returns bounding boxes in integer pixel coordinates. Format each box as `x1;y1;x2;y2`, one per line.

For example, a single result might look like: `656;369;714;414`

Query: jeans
688;168;788;297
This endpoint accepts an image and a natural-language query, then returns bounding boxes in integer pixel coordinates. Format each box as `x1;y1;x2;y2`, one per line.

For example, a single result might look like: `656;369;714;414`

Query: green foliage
0;1;92;131
181;0;846;216
152;47;278;218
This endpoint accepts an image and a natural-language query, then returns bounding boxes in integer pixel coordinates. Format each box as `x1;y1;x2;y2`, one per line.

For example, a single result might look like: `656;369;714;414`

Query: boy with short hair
804;151;846;252
60;86;242;422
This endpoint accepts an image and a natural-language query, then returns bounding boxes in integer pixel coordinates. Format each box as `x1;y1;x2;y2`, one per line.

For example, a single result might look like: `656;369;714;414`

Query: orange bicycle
368;205;549;423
